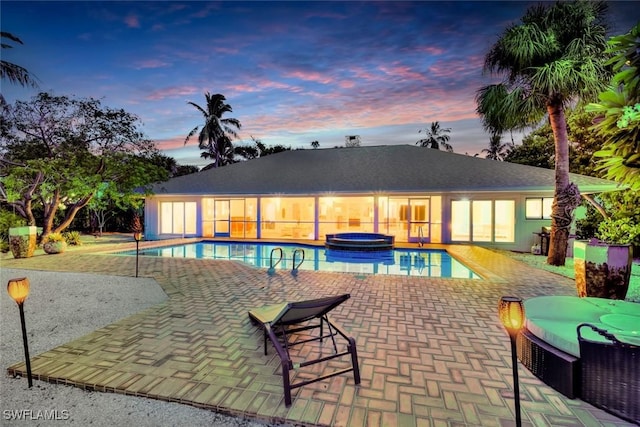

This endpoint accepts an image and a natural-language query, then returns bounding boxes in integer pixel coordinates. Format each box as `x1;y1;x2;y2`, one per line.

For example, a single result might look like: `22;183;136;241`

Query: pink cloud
428;56;484;78
413;46;446;55
155;136;187;151
337;80;355;89
283;70;334;85
238;86;479;137
226;79;300;95
124;14;140;28
213;46;240;55
378;64;427;82
348;67;383;81
132;59;172;70
145;86;199;100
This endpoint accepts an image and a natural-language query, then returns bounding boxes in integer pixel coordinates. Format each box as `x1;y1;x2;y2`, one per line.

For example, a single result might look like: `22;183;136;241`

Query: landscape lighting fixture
7;277;33;388
498;296;525;427
134;232;142;277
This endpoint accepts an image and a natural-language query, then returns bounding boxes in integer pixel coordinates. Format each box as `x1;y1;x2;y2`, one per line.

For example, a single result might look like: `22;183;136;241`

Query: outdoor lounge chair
577;323;639;425
248;293;361;406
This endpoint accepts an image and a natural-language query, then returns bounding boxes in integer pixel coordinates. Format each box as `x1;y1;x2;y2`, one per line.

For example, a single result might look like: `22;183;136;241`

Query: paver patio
2;241;634;426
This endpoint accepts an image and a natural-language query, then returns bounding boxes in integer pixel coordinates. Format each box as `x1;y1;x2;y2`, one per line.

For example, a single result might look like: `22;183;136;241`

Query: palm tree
416;121;453;152
311;140;320;149
1;32;38;105
475;0;610;266
185;93;241;169
482;133;511;161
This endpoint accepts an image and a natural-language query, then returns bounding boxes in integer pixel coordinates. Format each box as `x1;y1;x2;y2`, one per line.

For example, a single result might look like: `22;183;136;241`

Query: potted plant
42;232;67;255
573;217;637;299
8;226;38;258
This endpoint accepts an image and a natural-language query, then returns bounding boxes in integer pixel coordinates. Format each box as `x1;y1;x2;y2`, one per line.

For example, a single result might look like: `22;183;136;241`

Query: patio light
498;296;525;427
134;232;142;277
7;277;33;388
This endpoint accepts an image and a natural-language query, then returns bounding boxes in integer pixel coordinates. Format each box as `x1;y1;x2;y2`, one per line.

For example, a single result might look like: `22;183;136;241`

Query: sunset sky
2;1;637;167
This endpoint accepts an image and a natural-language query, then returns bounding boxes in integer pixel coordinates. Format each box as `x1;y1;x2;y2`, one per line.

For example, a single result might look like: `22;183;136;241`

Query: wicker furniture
578;323;639;425
517;329;580;398
518;296;639;423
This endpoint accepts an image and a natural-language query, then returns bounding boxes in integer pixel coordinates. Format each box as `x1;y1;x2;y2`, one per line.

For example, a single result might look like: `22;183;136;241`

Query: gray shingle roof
151;145;620;196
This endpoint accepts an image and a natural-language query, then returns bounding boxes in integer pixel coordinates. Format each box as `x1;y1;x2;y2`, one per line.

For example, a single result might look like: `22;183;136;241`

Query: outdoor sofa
518;296;639;424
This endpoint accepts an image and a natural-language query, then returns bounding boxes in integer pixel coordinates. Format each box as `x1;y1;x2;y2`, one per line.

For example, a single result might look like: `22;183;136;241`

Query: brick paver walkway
2;242;634;426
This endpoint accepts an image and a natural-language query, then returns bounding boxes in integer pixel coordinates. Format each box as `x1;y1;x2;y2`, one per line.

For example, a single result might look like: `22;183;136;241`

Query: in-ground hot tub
325;232;395;251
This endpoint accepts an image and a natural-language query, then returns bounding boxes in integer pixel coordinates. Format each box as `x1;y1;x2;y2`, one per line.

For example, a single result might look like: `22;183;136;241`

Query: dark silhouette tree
482;133;511;160
185;93;241;169
416;121;453;152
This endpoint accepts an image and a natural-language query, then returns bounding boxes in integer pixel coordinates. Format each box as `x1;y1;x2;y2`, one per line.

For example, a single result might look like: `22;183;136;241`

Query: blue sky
2;1;638;167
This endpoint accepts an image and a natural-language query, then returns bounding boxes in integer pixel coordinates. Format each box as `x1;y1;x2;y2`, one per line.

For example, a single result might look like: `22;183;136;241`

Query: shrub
597;217;640;246
63;231;82;246
42;232;65;244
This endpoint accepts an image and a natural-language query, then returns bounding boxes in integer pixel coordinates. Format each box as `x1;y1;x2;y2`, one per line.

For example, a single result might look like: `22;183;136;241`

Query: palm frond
184;126;199;145
0;60;39;87
186;101;207;117
1;32;24;45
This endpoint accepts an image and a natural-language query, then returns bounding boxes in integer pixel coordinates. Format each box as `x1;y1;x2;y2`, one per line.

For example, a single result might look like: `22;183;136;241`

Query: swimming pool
120;241;481;279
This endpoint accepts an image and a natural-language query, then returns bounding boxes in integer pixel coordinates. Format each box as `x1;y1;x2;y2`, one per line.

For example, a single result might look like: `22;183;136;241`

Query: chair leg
349;337;361;385
324;315;339;353
263;329;268;355
282;359;292;406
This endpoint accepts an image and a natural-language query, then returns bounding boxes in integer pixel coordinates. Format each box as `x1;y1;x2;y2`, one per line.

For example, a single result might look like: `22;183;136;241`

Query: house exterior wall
144;190;558;253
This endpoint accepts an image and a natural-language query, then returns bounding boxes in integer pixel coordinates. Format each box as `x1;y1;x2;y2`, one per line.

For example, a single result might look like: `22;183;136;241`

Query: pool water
121;241;481;279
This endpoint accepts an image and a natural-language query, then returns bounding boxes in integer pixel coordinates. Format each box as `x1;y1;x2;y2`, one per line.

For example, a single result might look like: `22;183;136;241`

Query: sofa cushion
524;296;640;357
599;314;640;346
524;296;607;322
585;297;640;315
526;318;609;357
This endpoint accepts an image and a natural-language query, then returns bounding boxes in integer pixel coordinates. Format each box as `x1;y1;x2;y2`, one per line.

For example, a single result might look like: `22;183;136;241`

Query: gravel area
0;268;279;427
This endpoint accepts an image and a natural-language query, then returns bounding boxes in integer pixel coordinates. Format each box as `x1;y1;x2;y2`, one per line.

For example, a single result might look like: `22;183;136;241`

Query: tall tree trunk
546;100;581;266
40;190;61;239
53;194;95;234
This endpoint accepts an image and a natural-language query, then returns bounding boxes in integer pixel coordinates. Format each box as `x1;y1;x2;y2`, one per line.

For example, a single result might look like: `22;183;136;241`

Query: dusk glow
2;1;637;166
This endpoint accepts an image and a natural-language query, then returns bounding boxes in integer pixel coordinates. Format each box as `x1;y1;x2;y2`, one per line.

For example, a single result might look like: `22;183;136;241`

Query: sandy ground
0;268;280;427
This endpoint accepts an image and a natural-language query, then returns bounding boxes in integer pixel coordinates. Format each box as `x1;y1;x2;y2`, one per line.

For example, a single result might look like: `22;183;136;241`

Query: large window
261;197;315;239
202;198;214;237
451;200;471;241
160;202;196;235
525;197;553;219
495;200;515;242
318;196;374;238
472;200;492;242
451;199;515;243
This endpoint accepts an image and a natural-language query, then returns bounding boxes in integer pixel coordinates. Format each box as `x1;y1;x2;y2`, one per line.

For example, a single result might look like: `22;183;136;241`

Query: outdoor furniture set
518;295;639;424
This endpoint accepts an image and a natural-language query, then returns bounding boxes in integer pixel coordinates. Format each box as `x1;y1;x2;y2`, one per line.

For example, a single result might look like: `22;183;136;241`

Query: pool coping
102;238;491;281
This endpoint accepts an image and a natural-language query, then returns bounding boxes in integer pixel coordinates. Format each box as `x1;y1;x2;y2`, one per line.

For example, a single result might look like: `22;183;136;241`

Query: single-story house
144;144;619;252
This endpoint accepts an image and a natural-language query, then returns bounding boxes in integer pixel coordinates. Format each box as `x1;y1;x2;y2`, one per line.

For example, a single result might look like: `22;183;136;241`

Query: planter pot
8;226;38;258
574;240;632;300
43;241;67;254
